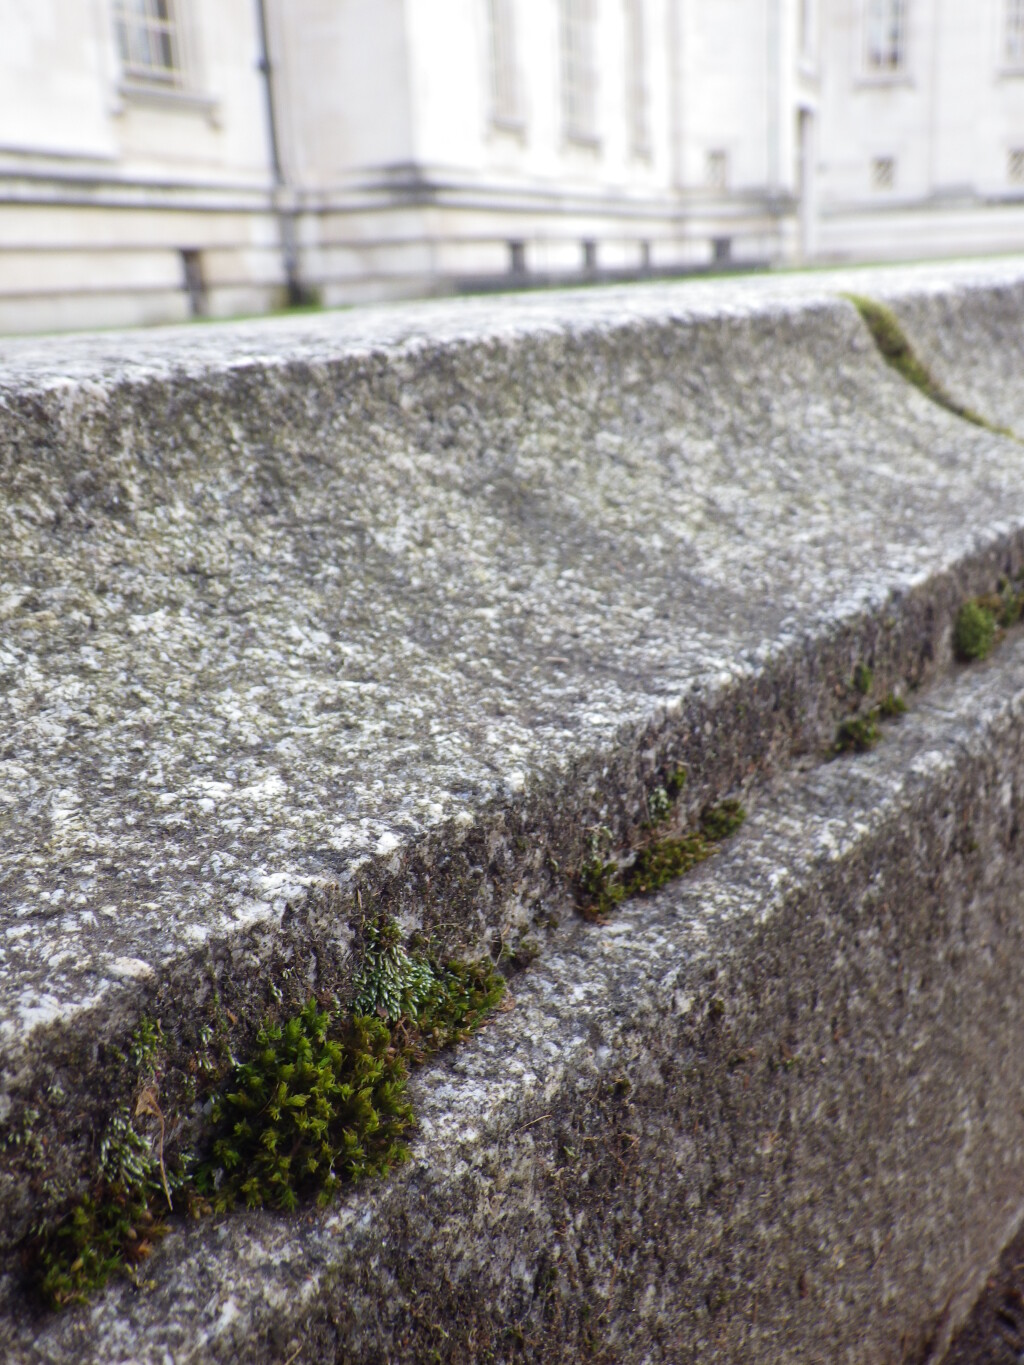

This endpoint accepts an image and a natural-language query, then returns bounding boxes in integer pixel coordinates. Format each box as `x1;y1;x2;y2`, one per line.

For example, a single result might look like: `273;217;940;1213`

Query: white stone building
1;0;1023;333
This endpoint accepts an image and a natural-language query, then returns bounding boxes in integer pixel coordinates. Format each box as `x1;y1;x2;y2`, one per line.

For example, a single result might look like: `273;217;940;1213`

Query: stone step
2;259;1024;1357
9;625;1024;1363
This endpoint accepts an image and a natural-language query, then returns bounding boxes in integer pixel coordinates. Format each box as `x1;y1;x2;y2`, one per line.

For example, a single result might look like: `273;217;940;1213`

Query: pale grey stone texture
4;260;1024;1357
8;632;1024;1363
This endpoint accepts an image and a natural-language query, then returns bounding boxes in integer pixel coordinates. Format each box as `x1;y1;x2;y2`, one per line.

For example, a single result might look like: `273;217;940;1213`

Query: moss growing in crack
351;915;438;1022
646;784;673;824
833;712;881;754
699;799;746;842
852;662;873;696
844;293;1007;434
195;1004;413;1213
28;925;506;1309
30;1106;178;1309
32;1179;169;1309
876;691;907;720
954;599;997;662
126;1017;164;1074
577;799;746;920
402;958;508;1058
953;577;1024;663
833;692;906;755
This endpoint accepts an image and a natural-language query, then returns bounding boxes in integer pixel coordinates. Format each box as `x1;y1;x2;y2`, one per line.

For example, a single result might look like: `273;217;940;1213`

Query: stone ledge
3;264;1024;1253
9;633;1024;1362
4;261;1024;1355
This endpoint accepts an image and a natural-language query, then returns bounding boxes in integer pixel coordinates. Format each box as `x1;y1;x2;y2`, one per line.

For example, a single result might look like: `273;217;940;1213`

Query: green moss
951;576;1024;664
844;293;1009;435
954;599;997;662
699;798;746;842
852;662;873;696
32;1179;169;1309
832;692;906;755
626;831;709;895
351;916;438;1022
577;856;627;920
877;691;907;720
576;799;746;919
404;958;507;1059
646;784;673;824
28;924;505;1309
30;1105;178;1309
127;1017;164;1074
196;1005;413;1213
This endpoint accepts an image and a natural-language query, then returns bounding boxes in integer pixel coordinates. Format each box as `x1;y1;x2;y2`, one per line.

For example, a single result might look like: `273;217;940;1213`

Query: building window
560;0;598;144
488;0;523;129
1010;148;1024;184
871;155;896;190
114;0;183;86
865;0;907;73
706;149;729;191
624;0;650;158
1007;0;1024;66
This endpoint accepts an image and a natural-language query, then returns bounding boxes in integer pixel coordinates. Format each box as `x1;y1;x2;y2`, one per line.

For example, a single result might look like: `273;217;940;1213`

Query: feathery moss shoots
577;798;746;920
351;916;438;1022
33;1180;169;1310
833;692;906;755
195;1005;413;1213
954;600;997;662
29;929;506;1309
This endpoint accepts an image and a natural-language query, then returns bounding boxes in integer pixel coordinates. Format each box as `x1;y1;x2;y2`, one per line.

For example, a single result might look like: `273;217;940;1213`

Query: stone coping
8;632;1024;1362
3;259;1024;1288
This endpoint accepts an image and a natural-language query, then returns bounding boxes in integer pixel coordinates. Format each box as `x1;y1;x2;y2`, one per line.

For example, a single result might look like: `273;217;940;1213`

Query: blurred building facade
2;0;1024;332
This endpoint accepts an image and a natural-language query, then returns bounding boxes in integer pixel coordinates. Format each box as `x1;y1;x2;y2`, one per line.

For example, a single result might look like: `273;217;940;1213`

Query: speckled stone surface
4;261;1024;1354
8;635;1024;1363
839;262;1024;438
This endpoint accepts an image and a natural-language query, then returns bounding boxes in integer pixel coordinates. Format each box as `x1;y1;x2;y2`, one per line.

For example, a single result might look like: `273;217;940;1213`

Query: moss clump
578;855;628;919
852;662;873;696
404;958;508;1060
577;799;746;920
954;599;997;662
845;293;1006;434
351;916;439;1022
31;1105;176;1309
876;691;907;720
832;692;906;755
625;831;709;896
28;925;506;1309
196;1005;413;1213
699;798;746;842
834;712;881;754
33;1180;168;1310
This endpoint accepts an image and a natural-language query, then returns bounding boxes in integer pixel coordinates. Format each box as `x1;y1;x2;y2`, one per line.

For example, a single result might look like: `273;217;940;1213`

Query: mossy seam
843;292;1017;439
28;936;506;1309
576;794;746;921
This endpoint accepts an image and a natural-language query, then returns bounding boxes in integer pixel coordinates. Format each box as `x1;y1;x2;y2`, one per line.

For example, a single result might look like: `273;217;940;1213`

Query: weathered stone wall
3;260;1024;1361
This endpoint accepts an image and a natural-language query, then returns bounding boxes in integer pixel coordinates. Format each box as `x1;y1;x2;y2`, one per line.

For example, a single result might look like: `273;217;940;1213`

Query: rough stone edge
14;639;1024;1362
3;521;1024;1275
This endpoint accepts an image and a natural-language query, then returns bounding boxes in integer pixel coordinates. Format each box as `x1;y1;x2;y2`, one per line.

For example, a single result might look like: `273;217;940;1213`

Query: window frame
863;0;908;78
560;0;599;147
487;0;524;132
113;0;187;89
